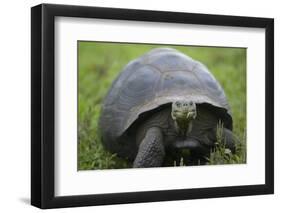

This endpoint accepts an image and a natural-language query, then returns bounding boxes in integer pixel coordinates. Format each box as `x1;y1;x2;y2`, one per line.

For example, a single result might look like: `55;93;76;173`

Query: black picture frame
31;3;274;209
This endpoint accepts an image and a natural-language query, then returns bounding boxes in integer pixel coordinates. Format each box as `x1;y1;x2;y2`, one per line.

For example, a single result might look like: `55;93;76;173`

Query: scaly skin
133;101;238;167
133;127;165;168
134;100;198;168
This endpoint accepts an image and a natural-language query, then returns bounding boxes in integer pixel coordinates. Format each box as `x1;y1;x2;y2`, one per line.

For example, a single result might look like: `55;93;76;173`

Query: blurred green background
78;41;246;170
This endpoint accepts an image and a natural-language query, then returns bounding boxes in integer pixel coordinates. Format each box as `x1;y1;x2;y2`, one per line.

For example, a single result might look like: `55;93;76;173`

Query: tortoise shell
99;48;232;157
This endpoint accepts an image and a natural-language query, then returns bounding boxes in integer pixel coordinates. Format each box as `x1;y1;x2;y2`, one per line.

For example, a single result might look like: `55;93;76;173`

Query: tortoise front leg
133;127;165;168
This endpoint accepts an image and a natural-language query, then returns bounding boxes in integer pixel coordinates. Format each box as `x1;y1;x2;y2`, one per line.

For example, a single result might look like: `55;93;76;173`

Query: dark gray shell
99;48;232;155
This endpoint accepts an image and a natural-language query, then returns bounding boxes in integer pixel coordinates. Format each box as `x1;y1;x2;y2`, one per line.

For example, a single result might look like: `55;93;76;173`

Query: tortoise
99;47;239;168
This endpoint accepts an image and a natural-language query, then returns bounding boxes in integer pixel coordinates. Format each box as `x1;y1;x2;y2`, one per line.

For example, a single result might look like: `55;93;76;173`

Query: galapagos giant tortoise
99;48;238;168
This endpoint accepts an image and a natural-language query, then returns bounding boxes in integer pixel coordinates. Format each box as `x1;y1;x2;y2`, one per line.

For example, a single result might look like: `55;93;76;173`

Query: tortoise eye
176;102;181;107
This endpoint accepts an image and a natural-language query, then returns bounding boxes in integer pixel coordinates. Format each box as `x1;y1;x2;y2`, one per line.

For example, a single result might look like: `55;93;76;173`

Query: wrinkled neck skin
174;118;193;136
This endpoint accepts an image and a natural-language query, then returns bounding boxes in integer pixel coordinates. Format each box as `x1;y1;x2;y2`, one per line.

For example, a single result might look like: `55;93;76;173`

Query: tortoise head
171;100;197;134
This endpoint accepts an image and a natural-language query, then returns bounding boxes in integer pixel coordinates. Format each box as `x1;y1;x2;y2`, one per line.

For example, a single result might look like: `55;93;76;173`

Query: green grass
78;41;246;170
207;121;246;165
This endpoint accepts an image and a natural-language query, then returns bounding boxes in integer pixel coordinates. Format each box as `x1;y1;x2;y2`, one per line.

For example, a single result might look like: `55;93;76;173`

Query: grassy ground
78;41;246;170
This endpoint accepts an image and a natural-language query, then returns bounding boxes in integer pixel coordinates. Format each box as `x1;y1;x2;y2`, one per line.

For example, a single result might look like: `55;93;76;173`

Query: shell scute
99;48;232;156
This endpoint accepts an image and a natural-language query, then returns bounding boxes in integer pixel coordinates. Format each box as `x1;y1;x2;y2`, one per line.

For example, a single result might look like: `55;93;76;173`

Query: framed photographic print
31;3;274;209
